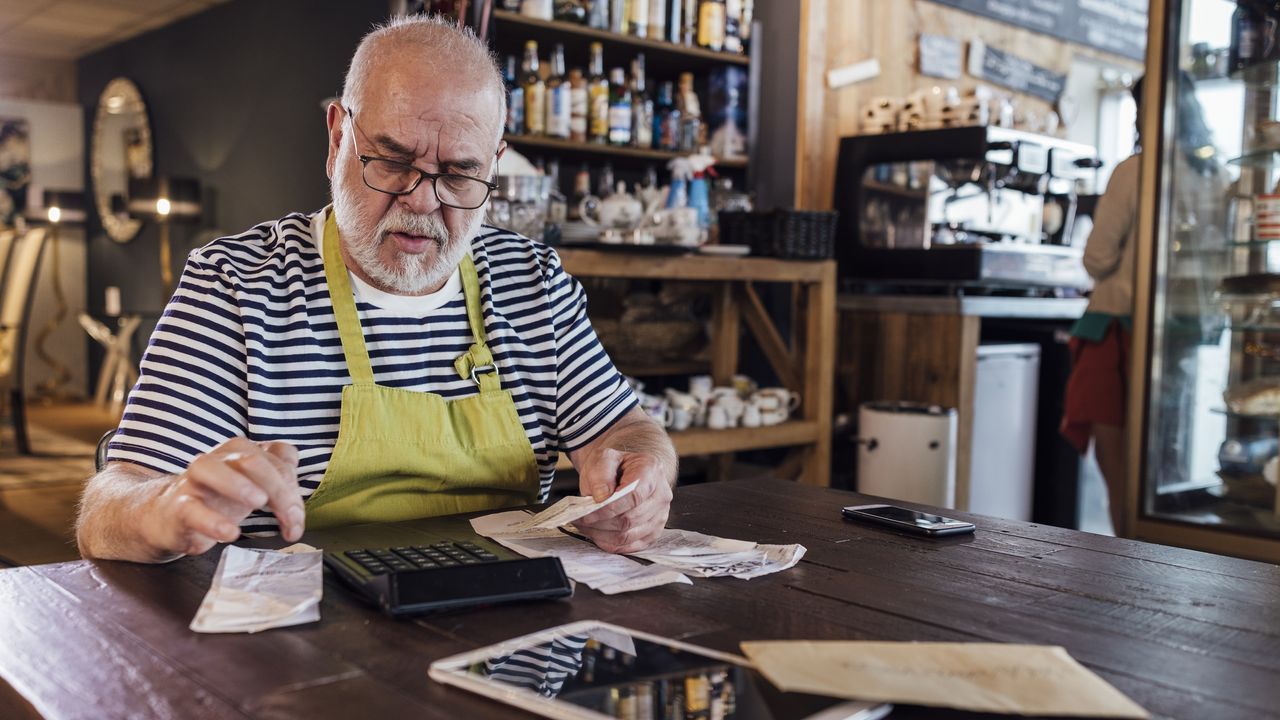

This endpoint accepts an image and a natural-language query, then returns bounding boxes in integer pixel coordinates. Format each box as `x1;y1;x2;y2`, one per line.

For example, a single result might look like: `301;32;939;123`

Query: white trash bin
857;401;958;508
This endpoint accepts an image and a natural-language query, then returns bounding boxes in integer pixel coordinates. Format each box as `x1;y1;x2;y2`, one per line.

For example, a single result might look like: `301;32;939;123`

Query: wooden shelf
558;247;834;283
491;10;749;68
504;133;748;169
616;360;710;376
555;420;821;470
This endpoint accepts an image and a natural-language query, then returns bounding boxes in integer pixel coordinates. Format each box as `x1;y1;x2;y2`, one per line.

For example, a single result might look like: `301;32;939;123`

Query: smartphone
841;503;976;537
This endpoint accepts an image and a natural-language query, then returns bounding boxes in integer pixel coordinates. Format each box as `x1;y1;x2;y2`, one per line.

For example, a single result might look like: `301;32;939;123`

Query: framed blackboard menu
926;0;1146;61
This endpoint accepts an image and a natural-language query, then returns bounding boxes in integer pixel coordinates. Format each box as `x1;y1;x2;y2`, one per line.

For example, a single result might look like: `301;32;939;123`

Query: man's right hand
142;438;303;558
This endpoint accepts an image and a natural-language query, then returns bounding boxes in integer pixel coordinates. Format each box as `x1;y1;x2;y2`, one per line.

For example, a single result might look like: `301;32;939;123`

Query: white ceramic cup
670;407;693;432
742;403;763;428
707;404;732;430
665;389;702;413
761;408;790;426
754;388;801;413
688;374;713;399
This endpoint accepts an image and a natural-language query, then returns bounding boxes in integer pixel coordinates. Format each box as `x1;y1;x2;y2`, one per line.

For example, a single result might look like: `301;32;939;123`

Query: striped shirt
107;210;637;533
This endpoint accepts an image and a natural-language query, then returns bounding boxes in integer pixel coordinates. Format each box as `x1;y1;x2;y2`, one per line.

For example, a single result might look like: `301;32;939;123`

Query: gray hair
340;14;506;146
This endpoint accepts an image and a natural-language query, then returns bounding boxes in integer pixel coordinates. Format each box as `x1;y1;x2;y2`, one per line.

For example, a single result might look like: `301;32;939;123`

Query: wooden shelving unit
556;249;837;486
503;133;748;169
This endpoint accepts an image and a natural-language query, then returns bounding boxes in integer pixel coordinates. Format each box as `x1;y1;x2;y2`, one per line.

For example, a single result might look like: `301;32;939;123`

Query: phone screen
852;506;961;528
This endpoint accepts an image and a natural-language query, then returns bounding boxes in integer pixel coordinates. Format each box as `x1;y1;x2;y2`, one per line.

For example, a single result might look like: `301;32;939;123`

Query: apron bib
304;211;539;530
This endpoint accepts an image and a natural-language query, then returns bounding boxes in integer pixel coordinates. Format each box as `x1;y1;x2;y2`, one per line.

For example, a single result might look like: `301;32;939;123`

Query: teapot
578;181;648;230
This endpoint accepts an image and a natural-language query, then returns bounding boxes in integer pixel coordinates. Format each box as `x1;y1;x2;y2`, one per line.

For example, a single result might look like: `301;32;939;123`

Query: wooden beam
798;262;837;486
710;281;740;386
737;283;801;391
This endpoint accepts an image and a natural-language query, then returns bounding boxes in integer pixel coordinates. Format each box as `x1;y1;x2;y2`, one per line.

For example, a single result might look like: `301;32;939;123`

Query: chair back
0;230;15;294
0;227;48;380
95;429;115;472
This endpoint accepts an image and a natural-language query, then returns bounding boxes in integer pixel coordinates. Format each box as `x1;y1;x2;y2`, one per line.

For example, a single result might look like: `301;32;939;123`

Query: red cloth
1061;321;1131;454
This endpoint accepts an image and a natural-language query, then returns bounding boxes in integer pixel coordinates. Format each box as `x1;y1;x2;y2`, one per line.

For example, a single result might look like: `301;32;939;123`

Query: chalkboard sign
919;33;963;79
927;0;1146;61
969;41;1067;102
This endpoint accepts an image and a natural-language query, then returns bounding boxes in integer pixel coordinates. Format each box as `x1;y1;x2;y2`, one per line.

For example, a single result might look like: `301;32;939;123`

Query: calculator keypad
344;542;502;575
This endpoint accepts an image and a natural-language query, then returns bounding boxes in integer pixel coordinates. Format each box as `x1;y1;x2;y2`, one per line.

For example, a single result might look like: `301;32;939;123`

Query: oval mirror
91;78;152;243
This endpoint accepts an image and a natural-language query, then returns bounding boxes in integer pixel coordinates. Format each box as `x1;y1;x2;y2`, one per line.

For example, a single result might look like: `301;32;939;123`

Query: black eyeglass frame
343;106;500;210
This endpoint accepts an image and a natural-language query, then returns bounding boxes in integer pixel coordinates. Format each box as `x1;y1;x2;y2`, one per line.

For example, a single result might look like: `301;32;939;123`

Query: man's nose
397;176;442;216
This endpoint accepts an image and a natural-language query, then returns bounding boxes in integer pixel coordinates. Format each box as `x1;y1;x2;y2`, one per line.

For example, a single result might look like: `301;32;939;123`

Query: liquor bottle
569;163;591;221
521;0;553;20
610;0;626;33
504;55;525;135
676;71;702;151
597;162;616;198
608;67;633;146
522;41;546;136
681;0;698;46
588;0;609;28
588;43;611;144
723;0;742;53
554;0;588;23
1231;1;1263;72
666;0;683;42
631;55;654;149
546;159;567;230
568;68;588;142
697;0;725;52
649;0;667;43
545;43;571;139
655;80;681;151
629;0;649;37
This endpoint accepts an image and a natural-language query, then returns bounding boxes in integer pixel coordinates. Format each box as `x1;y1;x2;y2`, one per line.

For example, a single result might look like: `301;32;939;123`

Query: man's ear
325;102;345;180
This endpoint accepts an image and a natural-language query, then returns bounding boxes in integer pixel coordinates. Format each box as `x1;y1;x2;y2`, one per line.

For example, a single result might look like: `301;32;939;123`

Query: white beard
331;164;482;295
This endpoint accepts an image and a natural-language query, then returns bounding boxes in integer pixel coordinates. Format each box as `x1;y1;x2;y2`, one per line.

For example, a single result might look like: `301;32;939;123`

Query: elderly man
76;15;675;563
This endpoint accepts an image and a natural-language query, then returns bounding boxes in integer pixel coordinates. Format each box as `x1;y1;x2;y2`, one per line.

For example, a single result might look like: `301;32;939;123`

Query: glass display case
1134;0;1280;562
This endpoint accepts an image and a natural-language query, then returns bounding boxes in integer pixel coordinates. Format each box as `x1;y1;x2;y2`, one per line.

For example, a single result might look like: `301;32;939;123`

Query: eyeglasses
344;107;498;210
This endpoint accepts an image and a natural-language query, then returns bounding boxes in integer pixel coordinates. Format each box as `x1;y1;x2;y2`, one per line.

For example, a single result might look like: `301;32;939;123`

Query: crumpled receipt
507;480;639;532
190;544;323;634
630;528;806;579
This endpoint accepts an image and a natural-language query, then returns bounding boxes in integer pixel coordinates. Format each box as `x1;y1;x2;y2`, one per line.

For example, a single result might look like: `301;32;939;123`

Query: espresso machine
832;126;1100;290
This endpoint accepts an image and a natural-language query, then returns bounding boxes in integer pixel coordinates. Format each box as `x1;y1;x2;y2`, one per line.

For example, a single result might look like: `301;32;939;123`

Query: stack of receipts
471;485;805;594
190;544;323;634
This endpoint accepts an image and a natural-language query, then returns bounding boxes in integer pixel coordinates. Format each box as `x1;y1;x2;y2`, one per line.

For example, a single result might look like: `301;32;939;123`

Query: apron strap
321;210;375;385
454;254;501;393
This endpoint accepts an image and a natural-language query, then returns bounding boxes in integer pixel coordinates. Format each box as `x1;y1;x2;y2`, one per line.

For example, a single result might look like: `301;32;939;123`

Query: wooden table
1;479;1277;720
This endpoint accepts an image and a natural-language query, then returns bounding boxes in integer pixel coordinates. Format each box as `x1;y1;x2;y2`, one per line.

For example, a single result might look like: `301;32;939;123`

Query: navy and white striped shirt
107;210;637;533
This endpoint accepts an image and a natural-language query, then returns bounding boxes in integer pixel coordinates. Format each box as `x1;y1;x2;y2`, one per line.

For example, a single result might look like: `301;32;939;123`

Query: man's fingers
579;448;623;502
185;455;268;509
173;493;241;544
579;468;666;524
260;440;299;469
223;446;303;541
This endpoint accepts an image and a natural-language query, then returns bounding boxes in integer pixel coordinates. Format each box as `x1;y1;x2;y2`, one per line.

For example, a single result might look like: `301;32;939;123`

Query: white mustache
378;208;449;242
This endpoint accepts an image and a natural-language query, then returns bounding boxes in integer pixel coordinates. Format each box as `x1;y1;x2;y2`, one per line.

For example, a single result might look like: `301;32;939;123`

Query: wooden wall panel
795;0;1144;210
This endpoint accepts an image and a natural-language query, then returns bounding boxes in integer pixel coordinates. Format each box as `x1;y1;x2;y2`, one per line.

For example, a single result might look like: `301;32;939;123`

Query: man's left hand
574;447;674;554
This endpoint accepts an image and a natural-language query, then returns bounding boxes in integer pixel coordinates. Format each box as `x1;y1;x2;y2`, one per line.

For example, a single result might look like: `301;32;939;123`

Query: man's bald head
340;14;506;146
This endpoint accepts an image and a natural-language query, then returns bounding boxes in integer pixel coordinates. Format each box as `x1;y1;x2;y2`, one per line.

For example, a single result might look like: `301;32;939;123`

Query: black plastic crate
718;209;837;259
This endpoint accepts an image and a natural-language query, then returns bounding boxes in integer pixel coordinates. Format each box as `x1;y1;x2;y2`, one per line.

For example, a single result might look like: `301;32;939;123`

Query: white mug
665;389;702;413
753;388;801;413
707;404;732;430
688;374;713;399
742;403;763;428
670;407;693;432
760;408;790;426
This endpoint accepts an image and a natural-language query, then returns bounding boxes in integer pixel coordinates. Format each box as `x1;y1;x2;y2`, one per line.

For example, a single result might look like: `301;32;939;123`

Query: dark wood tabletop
1;478;1278;720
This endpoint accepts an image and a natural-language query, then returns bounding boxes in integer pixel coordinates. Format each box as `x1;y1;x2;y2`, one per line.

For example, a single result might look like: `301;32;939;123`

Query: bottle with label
568;68;588;142
504;55;525;135
676;72;702;151
545;44;571;139
1231;1;1263;72
597;162;616;198
697;0;725;52
554;0;588;23
521;0;553;20
588;0;609;28
569;163;591;221
522;41;546;136
648;0;667;44
655;80;681;151
588;43;611;144
666;0;683;42
610;0;626;33
546;159;567;230
608;67;634;146
682;0;698;45
629;0;649;37
631;55;654;149
723;0;742;53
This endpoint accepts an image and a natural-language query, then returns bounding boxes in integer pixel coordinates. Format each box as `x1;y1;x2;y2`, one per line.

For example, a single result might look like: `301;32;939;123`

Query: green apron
304;211;539;530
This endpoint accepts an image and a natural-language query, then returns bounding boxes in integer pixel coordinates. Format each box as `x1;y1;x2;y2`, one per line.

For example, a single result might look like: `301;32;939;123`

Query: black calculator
323;539;573;618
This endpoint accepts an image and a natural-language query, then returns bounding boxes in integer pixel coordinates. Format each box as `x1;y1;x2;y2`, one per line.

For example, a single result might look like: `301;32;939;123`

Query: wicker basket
719;209;838;259
594;319;704;361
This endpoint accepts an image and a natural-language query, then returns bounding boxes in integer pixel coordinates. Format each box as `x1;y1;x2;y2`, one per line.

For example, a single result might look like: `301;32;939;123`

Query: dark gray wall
78;0;387;316
752;0;800;210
